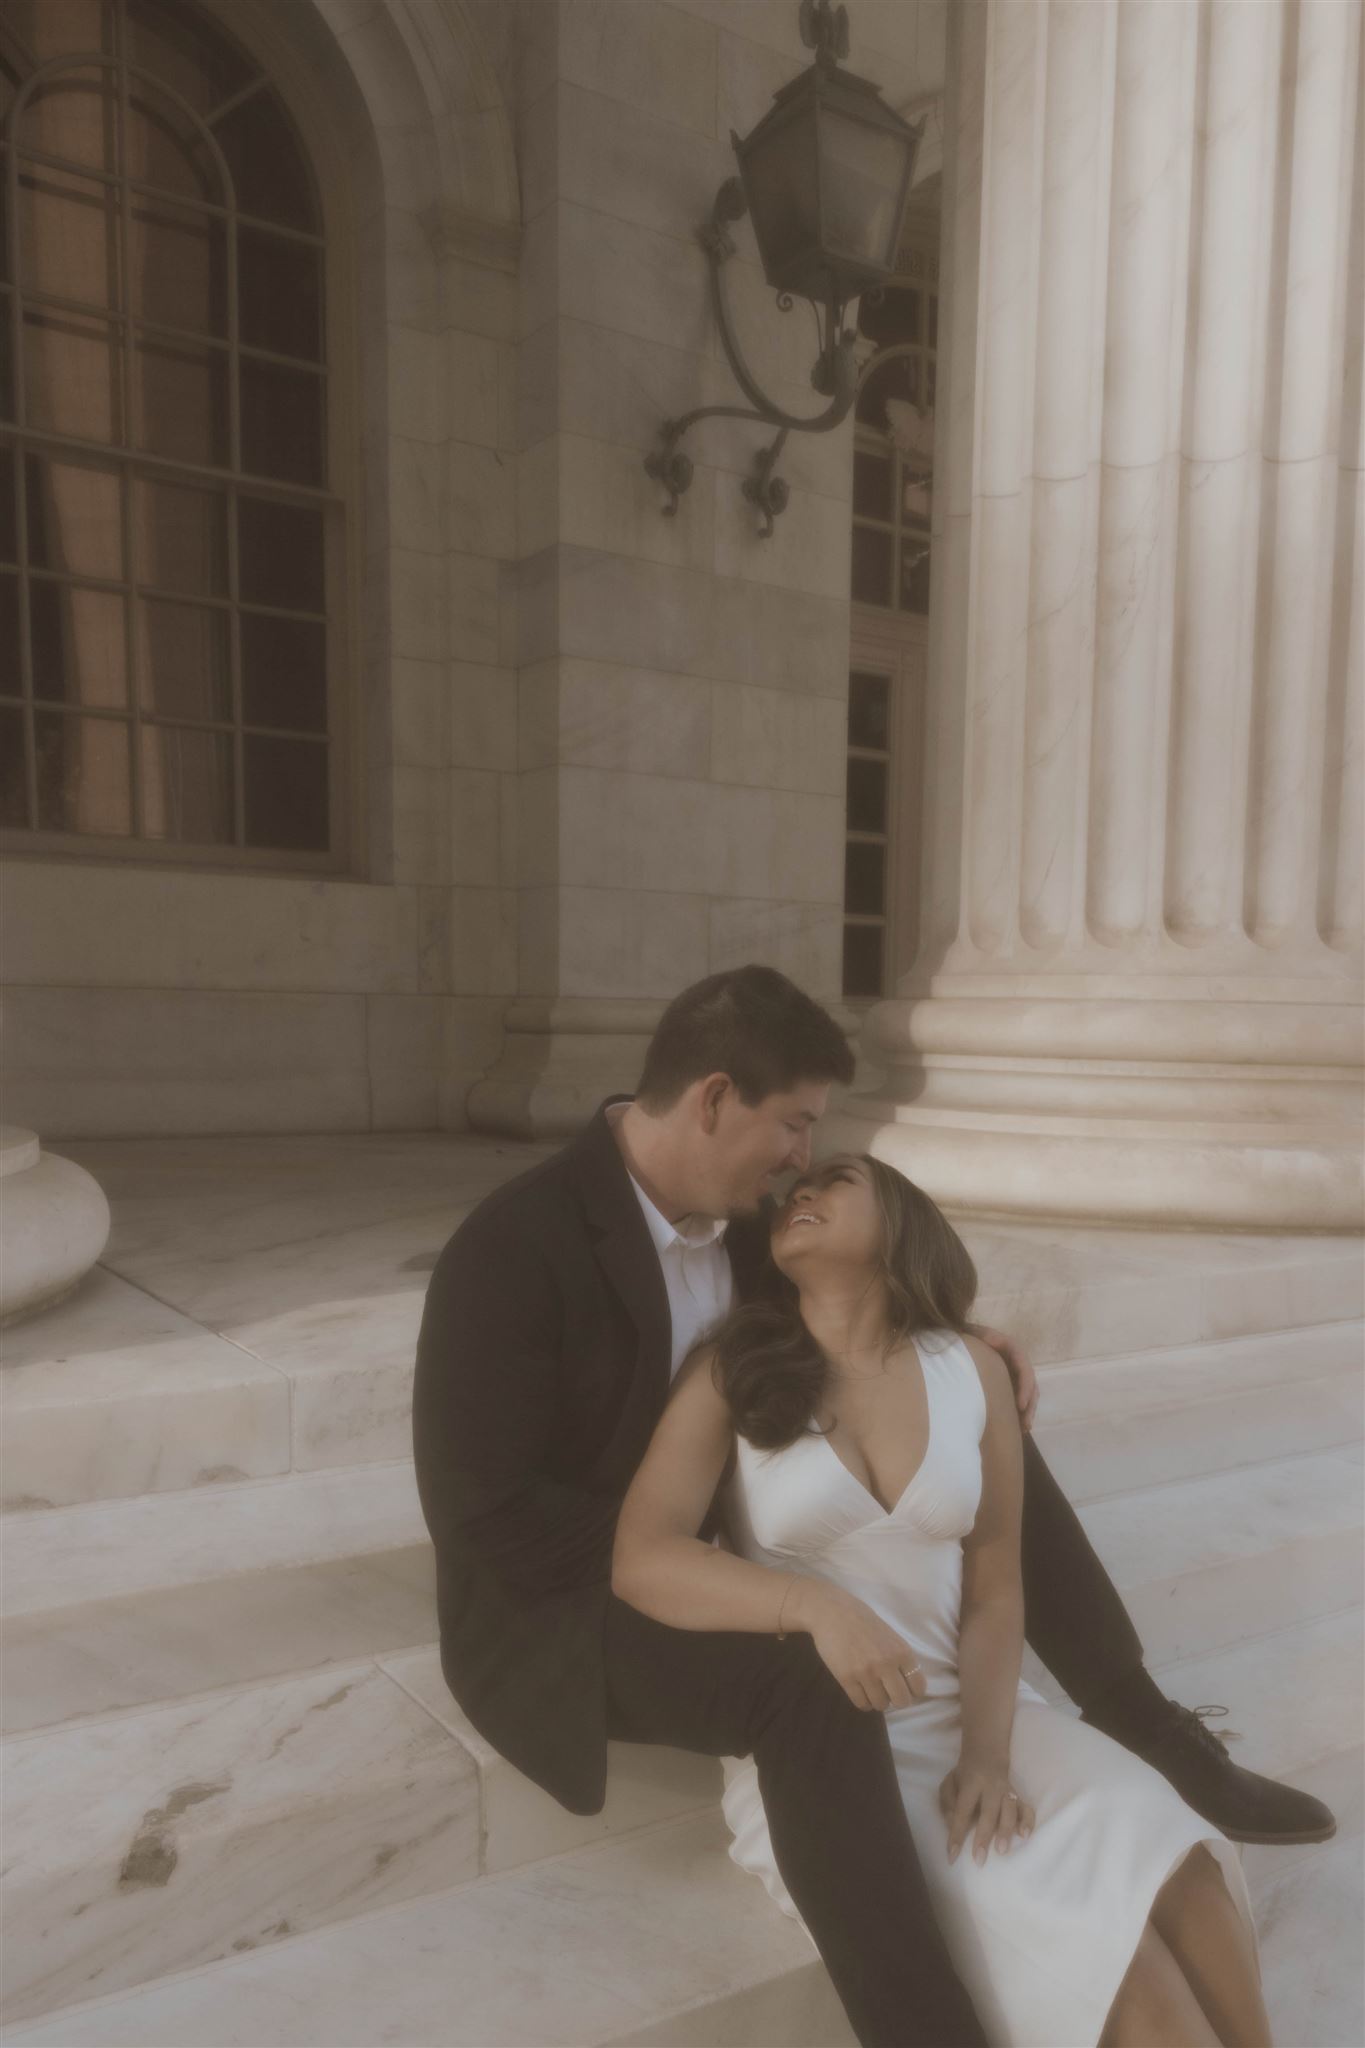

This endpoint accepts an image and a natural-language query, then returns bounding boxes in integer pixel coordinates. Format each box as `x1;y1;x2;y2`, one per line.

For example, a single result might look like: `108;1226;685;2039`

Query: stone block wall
0;0;942;1139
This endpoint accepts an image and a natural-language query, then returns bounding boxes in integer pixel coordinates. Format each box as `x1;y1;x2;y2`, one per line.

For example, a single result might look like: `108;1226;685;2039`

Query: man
414;966;1332;2048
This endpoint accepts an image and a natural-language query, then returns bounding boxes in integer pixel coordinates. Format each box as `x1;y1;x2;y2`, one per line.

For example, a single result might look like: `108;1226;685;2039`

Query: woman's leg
1149;1844;1273;2048
1100;1923;1224;2048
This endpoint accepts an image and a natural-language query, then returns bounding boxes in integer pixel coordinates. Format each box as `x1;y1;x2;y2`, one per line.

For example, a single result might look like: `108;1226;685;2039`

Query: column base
828;988;1365;1231
0;1128;111;1325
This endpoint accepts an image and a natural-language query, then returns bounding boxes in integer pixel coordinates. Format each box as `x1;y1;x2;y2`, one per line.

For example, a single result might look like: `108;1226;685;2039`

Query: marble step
4;1605;1357;2042
0;1810;849;2048
6;1774;1361;2048
0;1641;721;2027
1247;1833;1365;2047
2;1545;439;1737
1077;1444;1364;1669
0;1460;428;1621
965;1225;1363;1368
1033;1320;1364;1502
4;1592;1356;2031
6;1238;1363;1516
7;1318;1358;1622
0;1657;480;2027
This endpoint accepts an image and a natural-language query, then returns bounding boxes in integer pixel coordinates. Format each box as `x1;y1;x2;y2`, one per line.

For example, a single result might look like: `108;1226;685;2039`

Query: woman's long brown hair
710;1155;978;1450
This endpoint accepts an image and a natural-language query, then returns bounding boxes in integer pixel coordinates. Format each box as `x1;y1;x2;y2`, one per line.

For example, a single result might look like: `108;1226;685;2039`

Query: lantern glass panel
741;107;820;287
818;105;908;271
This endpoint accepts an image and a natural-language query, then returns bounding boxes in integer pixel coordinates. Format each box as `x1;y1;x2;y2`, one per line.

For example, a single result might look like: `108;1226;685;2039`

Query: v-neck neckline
816;1335;934;1519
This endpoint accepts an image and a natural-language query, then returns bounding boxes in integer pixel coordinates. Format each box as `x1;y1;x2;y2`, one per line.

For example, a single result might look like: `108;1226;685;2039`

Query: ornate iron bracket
644;178;858;534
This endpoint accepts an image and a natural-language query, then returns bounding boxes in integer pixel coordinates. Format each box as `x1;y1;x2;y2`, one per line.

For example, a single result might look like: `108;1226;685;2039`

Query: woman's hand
788;1579;928;1712
939;1750;1035;1865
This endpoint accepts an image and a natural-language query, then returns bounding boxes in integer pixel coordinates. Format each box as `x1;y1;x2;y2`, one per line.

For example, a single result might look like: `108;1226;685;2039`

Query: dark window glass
241;357;324;484
23;311;123;442
131;196;227;338
241;612;326;731
31;583;127;705
847;755;887;834
125;88;217;202
848;670;889;750
17;161;120;312
35;709;131;832
139;720;234;841
902;467;932;531
212;88;318;232
928;293;938;349
27;456;122;579
137;596;230;720
0;447;15;562
844;839;885;916
842;923;883;1000
853;448;891;523
244;731;327;848
857;283;919;348
21;74;116;176
0;703;27;821
134;332;229;465
238;496;324;613
900;537;931;616
855;351;920;434
0;568;19;680
0;291;14;414
851;524;892;607
133;477;226;596
238;229;322;361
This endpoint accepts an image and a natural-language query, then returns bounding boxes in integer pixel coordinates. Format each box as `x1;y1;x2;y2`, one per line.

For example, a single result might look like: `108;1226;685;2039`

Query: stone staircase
1;1137;1361;2047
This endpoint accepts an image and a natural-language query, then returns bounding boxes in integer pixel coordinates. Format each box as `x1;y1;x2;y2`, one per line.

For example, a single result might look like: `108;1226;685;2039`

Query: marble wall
468;0;945;1132
1;0;941;1140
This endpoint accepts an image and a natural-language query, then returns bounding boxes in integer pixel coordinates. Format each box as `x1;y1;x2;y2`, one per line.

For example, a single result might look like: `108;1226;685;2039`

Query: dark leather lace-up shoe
1087;1700;1338;1846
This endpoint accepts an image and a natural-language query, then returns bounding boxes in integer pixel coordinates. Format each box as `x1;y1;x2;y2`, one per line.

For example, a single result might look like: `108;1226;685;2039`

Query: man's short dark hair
635;966;855;1111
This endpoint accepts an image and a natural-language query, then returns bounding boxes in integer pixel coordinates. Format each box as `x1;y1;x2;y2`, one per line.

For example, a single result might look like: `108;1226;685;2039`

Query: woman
612;1155;1271;2048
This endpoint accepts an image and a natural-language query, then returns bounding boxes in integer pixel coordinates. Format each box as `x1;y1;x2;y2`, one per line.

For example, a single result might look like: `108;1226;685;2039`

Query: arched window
0;0;348;866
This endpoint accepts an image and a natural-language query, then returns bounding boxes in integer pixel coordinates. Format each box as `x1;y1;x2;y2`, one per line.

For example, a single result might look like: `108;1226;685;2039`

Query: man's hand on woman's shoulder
965;1324;1039;1433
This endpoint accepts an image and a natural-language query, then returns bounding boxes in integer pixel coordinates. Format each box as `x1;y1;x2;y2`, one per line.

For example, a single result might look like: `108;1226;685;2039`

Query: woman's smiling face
770;1155;884;1276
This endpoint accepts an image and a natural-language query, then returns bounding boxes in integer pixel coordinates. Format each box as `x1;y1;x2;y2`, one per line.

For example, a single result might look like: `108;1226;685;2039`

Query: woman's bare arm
940;1333;1034;1864
611;1350;793;1634
612;1351;926;1712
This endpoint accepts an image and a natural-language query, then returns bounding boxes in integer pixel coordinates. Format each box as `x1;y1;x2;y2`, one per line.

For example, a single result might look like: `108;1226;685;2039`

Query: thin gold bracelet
775;1574;797;1640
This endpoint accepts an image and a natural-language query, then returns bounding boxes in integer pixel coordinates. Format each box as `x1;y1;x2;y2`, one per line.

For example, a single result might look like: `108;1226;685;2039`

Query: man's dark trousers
413;1103;1145;2048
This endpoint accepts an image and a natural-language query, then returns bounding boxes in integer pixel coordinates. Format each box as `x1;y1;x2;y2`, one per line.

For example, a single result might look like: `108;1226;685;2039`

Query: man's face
702;1077;830;1217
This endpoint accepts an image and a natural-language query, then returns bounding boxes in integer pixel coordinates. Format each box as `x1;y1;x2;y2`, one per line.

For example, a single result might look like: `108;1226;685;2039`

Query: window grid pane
842;666;894;1001
852;280;938;617
0;0;340;862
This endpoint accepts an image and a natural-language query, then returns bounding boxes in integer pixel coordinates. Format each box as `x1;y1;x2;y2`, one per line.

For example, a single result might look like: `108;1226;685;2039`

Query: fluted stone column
830;0;1364;1229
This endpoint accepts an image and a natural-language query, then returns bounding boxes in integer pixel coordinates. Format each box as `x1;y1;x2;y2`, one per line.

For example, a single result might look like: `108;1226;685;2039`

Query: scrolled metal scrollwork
643;178;857;535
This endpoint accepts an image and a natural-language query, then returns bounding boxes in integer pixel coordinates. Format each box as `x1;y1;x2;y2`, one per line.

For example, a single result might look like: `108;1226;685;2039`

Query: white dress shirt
607;1108;734;1377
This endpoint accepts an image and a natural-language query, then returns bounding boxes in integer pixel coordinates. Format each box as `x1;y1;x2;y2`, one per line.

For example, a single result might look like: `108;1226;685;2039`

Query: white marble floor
1;1133;1360;2047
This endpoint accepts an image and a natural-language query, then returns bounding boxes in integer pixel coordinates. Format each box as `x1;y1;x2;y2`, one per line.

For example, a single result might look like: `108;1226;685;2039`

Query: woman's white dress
720;1330;1256;2048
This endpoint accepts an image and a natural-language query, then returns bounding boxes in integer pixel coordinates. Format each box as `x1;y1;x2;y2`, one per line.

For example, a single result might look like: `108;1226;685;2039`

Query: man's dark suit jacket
413;1098;771;1816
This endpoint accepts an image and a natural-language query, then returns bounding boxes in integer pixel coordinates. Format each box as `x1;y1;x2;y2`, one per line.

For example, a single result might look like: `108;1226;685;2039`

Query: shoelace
1174;1702;1241;1753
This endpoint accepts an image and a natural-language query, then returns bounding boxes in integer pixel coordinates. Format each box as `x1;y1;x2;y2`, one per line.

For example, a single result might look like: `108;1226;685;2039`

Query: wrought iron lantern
646;0;924;535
